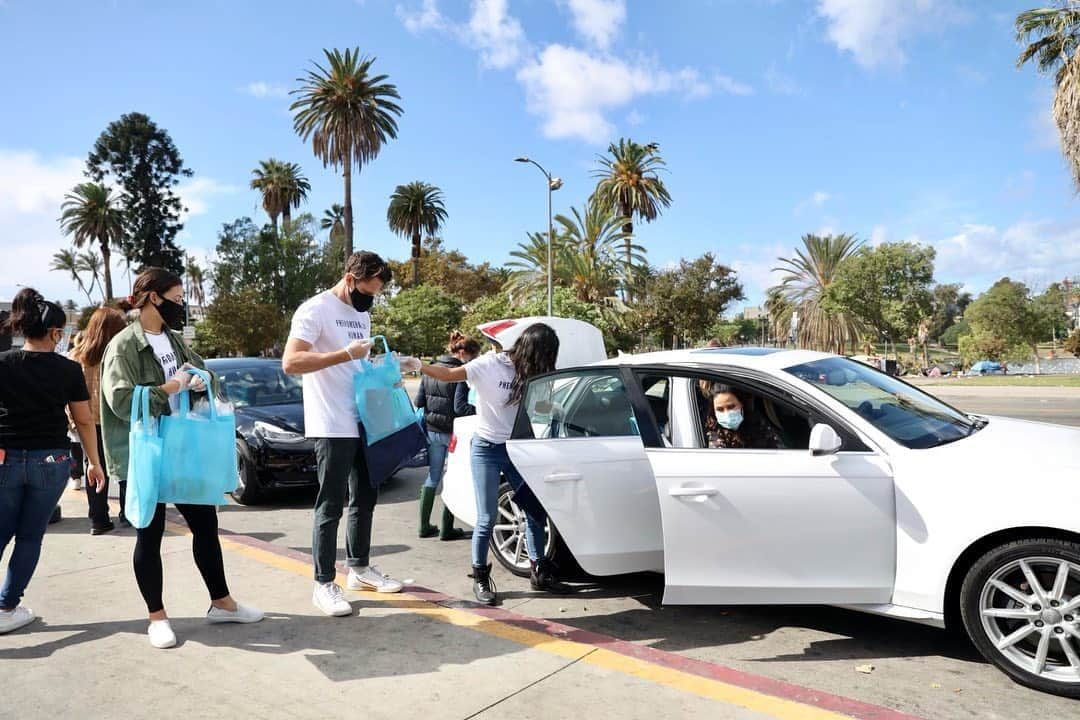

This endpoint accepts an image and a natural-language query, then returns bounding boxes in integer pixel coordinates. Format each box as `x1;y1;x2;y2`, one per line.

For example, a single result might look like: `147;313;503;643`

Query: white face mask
714;409;744;431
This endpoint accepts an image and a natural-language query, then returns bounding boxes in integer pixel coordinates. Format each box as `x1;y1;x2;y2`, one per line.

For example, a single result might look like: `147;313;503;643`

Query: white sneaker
0;606;36;634
148;619;177;649
312;582;352;617
347;565;404;593
206;603;264;624
69;478;83;491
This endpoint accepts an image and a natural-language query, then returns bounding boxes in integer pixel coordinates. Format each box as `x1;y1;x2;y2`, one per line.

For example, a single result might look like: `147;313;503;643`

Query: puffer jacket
415;355;474;433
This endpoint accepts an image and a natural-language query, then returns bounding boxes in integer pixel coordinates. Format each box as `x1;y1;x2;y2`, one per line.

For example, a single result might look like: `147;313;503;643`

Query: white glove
399;356;422;373
168;363;205;393
344;339;373;362
187;371;207;393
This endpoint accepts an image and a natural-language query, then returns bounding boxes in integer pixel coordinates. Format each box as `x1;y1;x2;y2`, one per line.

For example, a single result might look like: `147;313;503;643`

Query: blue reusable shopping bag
353;335;422;445
125;385;163;529
159;368;235;505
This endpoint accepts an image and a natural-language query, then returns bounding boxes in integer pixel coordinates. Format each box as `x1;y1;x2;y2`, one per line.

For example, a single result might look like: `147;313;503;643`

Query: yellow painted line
161;519;857;720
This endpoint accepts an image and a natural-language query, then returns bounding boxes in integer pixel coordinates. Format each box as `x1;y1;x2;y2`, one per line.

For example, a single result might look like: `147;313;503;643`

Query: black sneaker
471;564;498;606
91;521;116;536
530;559;573;594
48;506;62;525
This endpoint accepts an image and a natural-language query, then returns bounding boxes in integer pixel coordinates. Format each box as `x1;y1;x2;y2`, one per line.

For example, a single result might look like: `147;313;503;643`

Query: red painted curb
196;516;926;720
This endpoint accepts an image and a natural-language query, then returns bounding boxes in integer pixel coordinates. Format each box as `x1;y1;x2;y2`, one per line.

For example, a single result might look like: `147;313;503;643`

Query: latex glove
344;339;373;362
166;363;196;394
187;371;207;393
398;356;422;373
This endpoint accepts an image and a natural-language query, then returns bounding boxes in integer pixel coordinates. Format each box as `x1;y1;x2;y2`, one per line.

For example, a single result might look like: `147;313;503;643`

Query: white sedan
442;343;1080;698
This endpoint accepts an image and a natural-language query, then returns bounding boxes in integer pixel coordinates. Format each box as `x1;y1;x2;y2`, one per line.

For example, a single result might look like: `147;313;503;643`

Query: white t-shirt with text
464;352;517;444
145;329;180;412
289;290;370;438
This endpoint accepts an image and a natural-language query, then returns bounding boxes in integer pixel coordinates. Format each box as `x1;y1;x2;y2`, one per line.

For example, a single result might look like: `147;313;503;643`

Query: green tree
641;253;744;348
958;330;1012;367
941;319;971;348
964;278;1053;373
292;49;403;259
771;233;864;353
388;237;506;303
50;248;94;305
195;289;284;357
320;203;346;244
828;242;936;355
386;181;447;286
1016;4;1080;188
77;250;104;302
185;254;207;310
592;138;671;299
926;282;972;342
554;201;640;303
505;230;571;301
250;159;310;234
374;284;464;358
1033;282;1072;346
58;182;124;300
86;112;192;275
1063;328;1080;357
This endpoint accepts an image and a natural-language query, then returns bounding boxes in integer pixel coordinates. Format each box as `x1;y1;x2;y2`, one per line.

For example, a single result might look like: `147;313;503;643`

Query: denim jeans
0;448;70;609
422;431;451;491
312;438;379;583
469;436;546;567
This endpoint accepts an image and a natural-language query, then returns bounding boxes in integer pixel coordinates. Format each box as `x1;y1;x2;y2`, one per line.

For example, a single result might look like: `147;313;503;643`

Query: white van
439;316;607;575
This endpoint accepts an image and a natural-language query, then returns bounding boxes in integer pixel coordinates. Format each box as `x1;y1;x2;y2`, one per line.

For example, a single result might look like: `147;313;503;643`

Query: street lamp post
515;156;562;317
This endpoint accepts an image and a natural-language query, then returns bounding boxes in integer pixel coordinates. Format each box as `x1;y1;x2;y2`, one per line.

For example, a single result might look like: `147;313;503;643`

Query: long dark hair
507;323;559;406
75;306;128;366
3;288;66;340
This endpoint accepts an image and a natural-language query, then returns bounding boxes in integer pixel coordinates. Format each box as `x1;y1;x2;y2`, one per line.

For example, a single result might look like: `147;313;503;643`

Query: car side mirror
809;424;842;457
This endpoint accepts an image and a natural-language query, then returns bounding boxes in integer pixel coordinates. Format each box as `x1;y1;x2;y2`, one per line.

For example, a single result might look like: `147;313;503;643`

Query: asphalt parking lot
4;384;1078;719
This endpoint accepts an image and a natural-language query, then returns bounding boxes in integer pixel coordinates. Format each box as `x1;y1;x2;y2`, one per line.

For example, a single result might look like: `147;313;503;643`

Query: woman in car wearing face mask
0;289;106;635
705;383;783;449
100;268;263;649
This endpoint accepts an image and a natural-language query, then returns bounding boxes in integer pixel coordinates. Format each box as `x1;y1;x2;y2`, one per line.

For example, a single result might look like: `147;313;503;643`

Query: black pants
84;425;112;528
311;438;378;583
133;503;229;614
69;440;83;480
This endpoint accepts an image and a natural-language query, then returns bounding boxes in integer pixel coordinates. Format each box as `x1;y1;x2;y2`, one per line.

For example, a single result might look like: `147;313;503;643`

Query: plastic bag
159;368;235;505
125;385;162;529
353;335;421;445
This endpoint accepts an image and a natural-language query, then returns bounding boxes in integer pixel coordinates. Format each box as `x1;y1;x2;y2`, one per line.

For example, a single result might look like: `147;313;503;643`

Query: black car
205;358;316;504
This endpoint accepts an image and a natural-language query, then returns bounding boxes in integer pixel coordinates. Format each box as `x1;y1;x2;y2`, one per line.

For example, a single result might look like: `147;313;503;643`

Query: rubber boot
439;506;467;541
530;558;573;594
472;564;497;606
418;486;439;538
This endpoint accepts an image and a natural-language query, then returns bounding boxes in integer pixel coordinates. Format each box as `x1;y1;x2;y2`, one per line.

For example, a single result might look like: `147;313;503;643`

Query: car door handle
544;472;582;483
668;487;718;498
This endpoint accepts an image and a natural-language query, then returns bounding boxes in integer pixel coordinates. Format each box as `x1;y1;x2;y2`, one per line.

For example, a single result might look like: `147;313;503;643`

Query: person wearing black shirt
0;289;105;635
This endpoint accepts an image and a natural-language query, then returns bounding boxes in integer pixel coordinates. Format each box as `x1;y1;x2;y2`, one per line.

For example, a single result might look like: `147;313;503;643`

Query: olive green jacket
99;322;214;482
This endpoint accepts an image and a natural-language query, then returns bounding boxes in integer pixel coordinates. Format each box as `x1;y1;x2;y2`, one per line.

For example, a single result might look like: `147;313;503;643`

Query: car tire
231;439;262;506
490;482;581;578
960;538;1080;698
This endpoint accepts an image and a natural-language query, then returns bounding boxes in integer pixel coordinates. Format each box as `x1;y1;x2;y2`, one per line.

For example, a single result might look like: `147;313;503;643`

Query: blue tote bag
353;335;421;445
159;368;235;505
125;385;163;529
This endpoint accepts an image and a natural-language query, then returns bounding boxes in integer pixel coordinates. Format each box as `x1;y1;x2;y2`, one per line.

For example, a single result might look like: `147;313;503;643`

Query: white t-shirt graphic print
289;290;371;438
145;329;180;412
464;352;517;444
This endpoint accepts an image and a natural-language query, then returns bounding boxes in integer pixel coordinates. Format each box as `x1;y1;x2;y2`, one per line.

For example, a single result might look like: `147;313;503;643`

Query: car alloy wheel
979;556;1080;684
490;483;553;577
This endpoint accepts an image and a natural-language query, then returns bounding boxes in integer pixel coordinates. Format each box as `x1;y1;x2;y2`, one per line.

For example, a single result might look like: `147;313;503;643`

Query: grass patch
919;375;1080;388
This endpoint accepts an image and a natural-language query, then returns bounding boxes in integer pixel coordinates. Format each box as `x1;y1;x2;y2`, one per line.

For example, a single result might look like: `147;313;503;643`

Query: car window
687;375;810;451
523;371;640;439
217;364;303;407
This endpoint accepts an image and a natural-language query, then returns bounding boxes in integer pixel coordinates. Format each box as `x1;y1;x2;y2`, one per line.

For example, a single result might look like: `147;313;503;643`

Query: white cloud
176;177;241;218
714;73;754;96
870;224;888;245
626;109;645;126
240;81;290;99
934;220;1080;289
793;190;831;214
467;0;528;70
764;62;805;96
816;0;961;70
558;0;626;51
0;150;84;217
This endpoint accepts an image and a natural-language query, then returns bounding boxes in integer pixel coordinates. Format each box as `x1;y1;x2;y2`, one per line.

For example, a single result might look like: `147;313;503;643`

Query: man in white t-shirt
283;251;404;617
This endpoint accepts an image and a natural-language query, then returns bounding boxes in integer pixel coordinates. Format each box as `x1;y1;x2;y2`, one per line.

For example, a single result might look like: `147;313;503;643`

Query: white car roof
592;347;836;372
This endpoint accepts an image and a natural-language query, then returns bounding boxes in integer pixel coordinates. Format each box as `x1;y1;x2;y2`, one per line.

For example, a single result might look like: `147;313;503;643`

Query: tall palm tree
50;248;93;305
553;201;641;303
771;233;864;353
292;48;403;259
77;250;104;302
386;181;447;286
250;159;310;234
320;203;346;243
58;182;124;301
506;231;569;303
185;254;207;310
1016;4;1080;188
592;138;672;299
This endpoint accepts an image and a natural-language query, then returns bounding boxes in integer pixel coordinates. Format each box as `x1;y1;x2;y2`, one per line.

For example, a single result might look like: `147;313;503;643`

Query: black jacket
415;355;474;433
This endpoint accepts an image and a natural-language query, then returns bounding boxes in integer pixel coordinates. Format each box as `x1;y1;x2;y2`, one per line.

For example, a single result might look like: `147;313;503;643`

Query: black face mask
350;288;374;313
157;297;187;331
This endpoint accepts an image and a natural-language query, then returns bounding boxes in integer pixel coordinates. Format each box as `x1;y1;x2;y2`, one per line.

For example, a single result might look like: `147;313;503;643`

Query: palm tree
58;182;124;301
554;201;641;303
77;250;104;302
185;254;207;310
506;231;569;303
386;181;447;286
50;248;93;305
321;203;346;244
592;138;672;299
251;159;310;234
292;48;403;259
771;234;864;353
1016;4;1080;188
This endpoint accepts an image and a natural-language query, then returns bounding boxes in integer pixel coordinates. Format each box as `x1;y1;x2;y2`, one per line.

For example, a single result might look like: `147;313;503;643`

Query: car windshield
784;357;978;449
216;364;303;408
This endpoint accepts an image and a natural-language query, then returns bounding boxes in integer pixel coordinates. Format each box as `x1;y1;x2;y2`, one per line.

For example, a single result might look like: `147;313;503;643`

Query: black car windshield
784;357;977;449
216;364;303;407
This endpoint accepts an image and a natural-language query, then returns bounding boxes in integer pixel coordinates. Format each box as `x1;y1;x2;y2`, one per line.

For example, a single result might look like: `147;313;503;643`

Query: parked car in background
206;358;316;504
968;360;1005;376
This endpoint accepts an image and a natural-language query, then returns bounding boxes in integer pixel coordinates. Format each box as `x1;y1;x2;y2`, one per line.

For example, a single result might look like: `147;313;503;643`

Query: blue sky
2;0;1078;310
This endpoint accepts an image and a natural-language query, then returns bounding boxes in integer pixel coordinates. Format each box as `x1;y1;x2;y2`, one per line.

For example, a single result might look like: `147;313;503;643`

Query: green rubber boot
418;486;439;538
440;506;467;541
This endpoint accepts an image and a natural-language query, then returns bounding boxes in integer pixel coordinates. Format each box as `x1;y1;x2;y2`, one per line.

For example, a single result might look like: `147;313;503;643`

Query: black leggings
133;503;229;614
